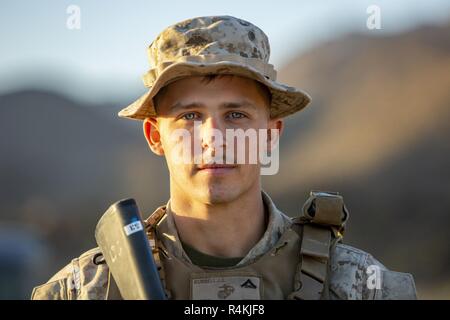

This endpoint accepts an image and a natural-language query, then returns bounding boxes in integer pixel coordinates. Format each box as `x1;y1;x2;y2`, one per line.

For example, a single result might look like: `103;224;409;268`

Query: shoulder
328;243;417;300
31;247;110;300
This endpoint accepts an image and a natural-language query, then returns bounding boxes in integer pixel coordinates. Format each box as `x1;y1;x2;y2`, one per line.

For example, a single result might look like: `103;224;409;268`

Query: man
31;15;417;300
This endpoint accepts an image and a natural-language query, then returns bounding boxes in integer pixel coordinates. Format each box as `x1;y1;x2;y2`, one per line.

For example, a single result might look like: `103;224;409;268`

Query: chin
200;184;244;204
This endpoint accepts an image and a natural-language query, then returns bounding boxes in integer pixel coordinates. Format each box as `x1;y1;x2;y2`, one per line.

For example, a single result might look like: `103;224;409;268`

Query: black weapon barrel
95;198;166;300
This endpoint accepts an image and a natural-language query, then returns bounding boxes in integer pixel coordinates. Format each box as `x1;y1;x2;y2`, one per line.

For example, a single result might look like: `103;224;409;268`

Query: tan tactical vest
106;191;348;300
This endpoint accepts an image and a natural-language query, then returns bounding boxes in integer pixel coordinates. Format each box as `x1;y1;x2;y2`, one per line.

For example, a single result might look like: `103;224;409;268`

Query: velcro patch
190;273;262;300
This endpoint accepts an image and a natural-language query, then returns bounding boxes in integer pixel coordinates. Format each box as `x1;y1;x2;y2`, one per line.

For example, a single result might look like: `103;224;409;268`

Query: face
143;75;283;205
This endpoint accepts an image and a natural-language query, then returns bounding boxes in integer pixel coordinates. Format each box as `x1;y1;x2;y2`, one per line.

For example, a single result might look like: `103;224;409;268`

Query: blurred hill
1;21;449;299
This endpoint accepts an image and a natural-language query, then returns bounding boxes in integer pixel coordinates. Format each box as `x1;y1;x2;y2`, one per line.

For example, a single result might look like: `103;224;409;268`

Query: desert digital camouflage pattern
118;15;311;121
31;191;417;300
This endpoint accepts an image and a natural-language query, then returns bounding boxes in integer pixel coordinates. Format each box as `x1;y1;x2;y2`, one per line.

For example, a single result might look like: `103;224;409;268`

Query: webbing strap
300;224;331;260
145;207;172;299
288;224;333;300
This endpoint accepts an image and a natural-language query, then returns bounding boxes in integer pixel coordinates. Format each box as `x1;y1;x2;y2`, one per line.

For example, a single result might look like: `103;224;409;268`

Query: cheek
160;121;195;145
162;137;196;169
237;164;260;179
167;163;196;189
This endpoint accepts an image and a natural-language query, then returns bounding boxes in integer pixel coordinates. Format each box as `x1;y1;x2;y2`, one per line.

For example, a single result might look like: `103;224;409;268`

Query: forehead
153;75;271;110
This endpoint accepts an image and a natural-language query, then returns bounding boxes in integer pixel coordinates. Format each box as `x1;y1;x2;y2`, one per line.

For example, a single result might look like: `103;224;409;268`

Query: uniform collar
153;190;292;266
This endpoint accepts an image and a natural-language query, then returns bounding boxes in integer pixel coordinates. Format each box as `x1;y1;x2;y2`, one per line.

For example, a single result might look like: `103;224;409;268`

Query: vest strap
288;190;347;300
300;224;331;260
288;224;332;300
144;206;172;299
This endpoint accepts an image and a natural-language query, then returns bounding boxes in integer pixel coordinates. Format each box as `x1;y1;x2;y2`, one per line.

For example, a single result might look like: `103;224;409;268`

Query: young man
31;15;417;300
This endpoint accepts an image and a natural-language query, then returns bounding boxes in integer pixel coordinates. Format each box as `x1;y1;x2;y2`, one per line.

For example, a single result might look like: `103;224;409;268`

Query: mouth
196;164;237;175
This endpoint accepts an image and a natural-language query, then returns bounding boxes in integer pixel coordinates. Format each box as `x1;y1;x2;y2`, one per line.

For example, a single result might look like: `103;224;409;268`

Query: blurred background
1;0;449;299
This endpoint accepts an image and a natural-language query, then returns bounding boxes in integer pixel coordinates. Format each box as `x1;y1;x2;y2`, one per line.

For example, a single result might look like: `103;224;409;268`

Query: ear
143;117;165;156
267;118;284;152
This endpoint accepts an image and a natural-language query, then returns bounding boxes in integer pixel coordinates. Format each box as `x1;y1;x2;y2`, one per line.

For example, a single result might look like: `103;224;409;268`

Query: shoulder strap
288;191;349;300
144;206;172;299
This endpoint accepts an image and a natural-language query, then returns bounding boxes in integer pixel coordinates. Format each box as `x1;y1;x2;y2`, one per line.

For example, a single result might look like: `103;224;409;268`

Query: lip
196;164;237;175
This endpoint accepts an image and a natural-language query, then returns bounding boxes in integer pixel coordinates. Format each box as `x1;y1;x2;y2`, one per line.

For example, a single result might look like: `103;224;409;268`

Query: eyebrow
169;100;258;113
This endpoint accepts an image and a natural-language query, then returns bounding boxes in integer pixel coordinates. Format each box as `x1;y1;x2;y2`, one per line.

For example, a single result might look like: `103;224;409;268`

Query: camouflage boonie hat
118;15;311;120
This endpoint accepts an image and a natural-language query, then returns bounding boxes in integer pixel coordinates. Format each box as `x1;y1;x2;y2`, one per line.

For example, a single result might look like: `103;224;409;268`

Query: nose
199;115;226;150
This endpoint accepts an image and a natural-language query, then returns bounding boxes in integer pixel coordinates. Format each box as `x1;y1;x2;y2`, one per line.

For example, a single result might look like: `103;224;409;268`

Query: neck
169;181;266;258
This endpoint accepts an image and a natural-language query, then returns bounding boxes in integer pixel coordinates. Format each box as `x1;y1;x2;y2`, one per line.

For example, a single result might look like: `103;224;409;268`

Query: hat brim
118;61;311;120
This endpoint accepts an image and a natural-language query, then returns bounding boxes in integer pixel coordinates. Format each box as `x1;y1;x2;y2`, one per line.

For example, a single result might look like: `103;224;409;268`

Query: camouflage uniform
32;191;417;300
31;16;417;299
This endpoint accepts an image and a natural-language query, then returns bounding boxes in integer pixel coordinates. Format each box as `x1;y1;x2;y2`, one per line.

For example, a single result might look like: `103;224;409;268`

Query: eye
227;111;247;120
181;112;199;120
